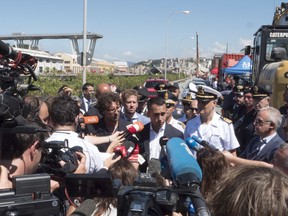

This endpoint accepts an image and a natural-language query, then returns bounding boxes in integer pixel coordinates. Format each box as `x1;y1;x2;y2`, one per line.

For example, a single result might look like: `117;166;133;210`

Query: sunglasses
166;103;175;108
189;108;198;112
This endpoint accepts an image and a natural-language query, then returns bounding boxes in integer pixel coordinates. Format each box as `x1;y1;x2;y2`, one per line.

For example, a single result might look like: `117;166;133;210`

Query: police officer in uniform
167;82;185;120
231;85;246;123
179;92;198;124
184;85;240;155
160;90;186;133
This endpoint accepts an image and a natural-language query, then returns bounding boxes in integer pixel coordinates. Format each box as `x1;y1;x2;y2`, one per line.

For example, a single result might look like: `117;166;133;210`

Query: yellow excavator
246;2;288;108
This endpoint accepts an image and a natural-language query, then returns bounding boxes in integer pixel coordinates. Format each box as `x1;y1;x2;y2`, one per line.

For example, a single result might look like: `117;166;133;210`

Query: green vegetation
35;72;187;96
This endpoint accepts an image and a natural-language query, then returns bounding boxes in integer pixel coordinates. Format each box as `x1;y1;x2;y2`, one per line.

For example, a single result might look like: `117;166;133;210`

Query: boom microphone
191;135;216;150
78;116;99;124
166;137;202;185
71;199;96;216
167;138;210;216
123;121;144;138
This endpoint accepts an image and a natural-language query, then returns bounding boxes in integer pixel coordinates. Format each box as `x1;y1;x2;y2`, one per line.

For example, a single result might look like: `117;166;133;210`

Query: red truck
218;53;244;82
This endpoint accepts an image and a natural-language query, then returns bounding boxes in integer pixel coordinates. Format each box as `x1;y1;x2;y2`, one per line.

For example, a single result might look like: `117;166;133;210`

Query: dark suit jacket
136;123;184;172
84;117;130;152
240;134;284;163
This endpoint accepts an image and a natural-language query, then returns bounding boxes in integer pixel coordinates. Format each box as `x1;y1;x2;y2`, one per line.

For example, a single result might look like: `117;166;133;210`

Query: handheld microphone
148;158;161;175
113;140;136;159
185;137;200;152
127;143;139;163
123;121;144;138
191;135;216;150
78;116;99;124
71;199;96;216
166;137;202;185
159;136;169;155
167;138;210;216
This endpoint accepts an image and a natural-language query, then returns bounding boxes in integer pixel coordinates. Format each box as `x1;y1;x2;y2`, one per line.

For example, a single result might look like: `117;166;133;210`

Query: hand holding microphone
121;121;144;139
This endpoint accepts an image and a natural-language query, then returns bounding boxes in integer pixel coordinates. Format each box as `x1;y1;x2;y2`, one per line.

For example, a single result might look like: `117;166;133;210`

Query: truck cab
250;25;288;84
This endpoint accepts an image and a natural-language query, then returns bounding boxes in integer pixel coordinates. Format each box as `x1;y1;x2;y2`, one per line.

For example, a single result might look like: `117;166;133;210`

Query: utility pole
196;32;199;75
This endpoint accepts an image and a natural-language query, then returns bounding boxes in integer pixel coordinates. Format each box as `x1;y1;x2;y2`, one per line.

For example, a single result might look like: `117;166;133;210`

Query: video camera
0;40;40;127
37;139;83;178
0;173;60;216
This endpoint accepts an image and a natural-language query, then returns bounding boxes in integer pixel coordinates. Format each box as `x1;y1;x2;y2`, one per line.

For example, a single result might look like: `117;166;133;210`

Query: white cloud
239;37;253;47
103;54;118;60
123;51;133;56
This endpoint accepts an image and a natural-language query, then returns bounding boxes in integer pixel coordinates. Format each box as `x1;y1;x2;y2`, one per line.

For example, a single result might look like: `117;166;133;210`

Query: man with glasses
85;92;130;152
167;82;184;120
240;107;284;163
184;85;239;155
161;91;185;133
179;92;198;124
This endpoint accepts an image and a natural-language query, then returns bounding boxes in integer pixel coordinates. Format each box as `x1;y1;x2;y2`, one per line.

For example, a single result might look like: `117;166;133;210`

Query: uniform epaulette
177;121;186;129
221;116;232;124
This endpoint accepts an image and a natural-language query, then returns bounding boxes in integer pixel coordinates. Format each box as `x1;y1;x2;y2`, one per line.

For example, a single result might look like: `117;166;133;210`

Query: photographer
46;95;105;173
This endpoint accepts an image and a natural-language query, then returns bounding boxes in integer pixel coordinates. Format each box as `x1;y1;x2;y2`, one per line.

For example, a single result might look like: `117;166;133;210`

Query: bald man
96;83;111;97
84;83;112;118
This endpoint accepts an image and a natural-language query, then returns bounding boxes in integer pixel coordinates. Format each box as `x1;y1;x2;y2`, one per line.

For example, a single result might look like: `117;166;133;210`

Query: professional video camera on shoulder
37;139;83;178
0;173;60;216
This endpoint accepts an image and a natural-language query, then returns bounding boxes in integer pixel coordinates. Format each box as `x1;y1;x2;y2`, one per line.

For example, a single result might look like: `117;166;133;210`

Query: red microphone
78;116;99;124
113;140;136;159
128;144;139;163
123;122;144;138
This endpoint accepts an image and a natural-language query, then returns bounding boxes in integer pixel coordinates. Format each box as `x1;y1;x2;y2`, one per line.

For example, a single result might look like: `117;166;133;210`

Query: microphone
191;135;216;150
148;158;161;175
166;137;202;184
166;137;210;216
113;140;136;159
159;136;169;155
185;137;200;152
123;121;144;138
78;116;99;124
71;199;96;216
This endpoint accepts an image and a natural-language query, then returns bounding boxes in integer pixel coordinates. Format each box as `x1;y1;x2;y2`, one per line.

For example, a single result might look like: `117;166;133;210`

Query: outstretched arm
222;150;273;168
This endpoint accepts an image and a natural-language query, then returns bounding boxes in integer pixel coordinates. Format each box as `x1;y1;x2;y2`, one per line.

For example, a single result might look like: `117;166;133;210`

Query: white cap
189;82;198;92
196;85;222;100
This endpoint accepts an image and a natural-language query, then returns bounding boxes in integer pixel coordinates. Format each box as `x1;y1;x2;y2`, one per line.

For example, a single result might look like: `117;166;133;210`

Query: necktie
249;139;265;159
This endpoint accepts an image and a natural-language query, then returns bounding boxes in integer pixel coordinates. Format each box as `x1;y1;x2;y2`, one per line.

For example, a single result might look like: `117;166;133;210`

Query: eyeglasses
189;108;198;112
106;106;120;113
254;118;272;125
166;103;175;108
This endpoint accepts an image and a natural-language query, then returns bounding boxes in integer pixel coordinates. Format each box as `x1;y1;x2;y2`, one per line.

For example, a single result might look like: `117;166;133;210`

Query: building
14;48;63;75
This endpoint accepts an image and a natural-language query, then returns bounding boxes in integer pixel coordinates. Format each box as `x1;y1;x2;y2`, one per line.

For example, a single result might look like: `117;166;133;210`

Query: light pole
179;36;194;78
164;10;190;80
82;0;87;86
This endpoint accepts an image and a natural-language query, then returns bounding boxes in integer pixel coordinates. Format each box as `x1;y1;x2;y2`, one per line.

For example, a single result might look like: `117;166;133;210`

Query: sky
1;0;283;62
